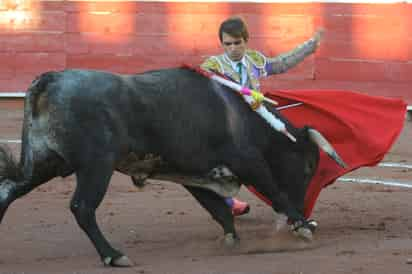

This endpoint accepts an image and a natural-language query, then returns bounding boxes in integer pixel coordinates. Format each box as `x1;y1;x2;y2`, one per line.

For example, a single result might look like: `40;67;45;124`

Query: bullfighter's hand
251;91;265;104
313;28;325;47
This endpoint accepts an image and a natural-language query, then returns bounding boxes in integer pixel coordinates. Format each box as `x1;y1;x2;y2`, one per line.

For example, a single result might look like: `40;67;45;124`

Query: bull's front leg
253;182;315;241
224;148;314;241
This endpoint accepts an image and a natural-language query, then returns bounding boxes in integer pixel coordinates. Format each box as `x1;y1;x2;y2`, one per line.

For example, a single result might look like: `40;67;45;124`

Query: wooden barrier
1;1;412;94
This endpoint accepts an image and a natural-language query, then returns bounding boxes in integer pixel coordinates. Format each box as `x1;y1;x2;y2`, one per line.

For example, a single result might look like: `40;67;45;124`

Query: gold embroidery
200;58;221;73
246;50;266;68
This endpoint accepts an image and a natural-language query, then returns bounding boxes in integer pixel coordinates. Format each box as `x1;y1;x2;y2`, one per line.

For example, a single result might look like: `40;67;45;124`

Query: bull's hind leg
71;162;132;267
183;185;238;247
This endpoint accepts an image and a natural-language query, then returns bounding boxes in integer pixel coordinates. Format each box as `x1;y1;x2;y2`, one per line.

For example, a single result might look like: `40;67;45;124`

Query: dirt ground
0;100;411;274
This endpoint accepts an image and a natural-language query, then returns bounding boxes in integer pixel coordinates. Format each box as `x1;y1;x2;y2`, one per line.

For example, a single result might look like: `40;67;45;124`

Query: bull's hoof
307;219;318;233
132;176;147;188
275;214;288;231
293;227;313;242
290;220;314;242
104;255;133;267
223;233;239;248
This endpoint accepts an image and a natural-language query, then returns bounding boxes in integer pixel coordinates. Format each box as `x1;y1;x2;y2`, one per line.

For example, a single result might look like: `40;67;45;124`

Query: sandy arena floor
0;100;411;274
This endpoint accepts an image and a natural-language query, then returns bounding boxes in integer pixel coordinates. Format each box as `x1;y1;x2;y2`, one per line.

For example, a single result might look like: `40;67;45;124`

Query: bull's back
129;69;237;171
26;68;235;171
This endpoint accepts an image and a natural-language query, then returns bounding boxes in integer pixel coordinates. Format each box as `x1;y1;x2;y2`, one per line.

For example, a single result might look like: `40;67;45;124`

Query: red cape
247;90;407;218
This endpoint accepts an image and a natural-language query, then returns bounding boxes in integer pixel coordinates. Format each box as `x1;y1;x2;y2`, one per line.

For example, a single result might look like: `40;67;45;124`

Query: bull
0;68;345;266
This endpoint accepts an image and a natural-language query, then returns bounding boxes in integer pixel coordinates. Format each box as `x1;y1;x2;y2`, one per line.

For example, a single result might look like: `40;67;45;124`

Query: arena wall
1;0;411;94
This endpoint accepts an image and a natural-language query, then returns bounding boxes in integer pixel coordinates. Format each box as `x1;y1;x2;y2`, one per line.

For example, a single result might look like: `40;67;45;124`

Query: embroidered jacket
201;37;318;91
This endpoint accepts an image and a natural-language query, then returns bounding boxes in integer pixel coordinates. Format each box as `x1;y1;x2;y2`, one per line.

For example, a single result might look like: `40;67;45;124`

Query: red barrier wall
1;1;412;92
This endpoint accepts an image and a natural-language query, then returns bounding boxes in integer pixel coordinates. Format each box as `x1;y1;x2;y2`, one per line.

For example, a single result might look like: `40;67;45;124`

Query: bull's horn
308;129;347;168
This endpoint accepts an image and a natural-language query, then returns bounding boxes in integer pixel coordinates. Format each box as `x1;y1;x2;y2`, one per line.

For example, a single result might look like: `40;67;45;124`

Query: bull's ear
302;125;311;131
293;125;310;140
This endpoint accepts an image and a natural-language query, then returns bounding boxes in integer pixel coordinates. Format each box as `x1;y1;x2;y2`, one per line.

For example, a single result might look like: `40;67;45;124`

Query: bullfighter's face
221;32;247;62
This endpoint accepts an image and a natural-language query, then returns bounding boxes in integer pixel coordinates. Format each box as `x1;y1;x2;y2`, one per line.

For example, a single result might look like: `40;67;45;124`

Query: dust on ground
0;101;411;274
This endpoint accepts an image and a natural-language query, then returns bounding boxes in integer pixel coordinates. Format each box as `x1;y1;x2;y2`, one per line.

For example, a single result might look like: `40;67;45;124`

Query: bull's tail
28;71;56;94
0;145;24;223
0;71;59;223
27;71;57;117
0;145;23;182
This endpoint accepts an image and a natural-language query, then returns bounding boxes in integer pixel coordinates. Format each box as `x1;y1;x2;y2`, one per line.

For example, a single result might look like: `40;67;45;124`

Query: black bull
0;68;344;266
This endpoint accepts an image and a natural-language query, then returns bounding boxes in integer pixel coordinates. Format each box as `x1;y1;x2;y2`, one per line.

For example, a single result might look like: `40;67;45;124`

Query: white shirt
224;54;248;86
